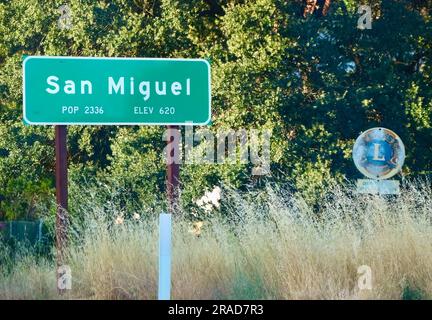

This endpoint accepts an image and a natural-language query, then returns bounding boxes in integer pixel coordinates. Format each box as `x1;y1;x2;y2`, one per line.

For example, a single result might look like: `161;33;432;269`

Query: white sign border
22;56;212;126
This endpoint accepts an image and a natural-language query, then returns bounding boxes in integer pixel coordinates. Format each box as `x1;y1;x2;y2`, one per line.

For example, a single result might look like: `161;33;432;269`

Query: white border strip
158;213;172;300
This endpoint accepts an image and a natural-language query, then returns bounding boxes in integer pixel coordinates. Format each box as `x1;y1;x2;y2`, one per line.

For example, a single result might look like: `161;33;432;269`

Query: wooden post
166;125;180;213
55;125;68;294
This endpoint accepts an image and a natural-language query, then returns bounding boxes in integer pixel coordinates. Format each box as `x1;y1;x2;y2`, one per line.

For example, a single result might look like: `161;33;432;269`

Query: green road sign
23;56;211;125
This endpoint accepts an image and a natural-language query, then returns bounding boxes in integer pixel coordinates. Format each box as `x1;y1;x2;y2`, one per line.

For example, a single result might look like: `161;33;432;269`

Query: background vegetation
0;0;432;220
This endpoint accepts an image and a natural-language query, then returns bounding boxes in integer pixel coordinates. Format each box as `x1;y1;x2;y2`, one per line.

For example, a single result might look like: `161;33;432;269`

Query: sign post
166;125;180;212
23;56;211;295
55;125;68;294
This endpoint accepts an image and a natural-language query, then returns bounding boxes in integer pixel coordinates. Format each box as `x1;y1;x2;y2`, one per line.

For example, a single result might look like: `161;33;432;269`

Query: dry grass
1;182;432;300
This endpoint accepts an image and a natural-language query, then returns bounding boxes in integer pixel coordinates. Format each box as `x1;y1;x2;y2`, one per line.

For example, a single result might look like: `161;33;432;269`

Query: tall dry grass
1;181;432;299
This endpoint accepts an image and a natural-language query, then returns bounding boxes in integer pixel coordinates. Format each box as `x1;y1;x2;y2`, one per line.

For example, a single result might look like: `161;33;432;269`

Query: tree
0;0;431;219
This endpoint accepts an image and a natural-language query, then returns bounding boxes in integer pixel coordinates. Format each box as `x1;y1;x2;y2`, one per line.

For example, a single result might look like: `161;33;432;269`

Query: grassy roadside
1;182;432;299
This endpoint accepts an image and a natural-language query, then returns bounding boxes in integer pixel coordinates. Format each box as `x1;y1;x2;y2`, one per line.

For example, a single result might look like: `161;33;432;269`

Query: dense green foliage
0;0;431;220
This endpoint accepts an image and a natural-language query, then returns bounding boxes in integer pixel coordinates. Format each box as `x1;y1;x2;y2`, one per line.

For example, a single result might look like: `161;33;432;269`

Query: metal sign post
166;125;180;213
160;125;180;300
55;125;68;294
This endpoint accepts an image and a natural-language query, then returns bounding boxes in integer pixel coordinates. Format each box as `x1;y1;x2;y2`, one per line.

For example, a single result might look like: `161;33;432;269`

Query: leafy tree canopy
0;0;431;219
